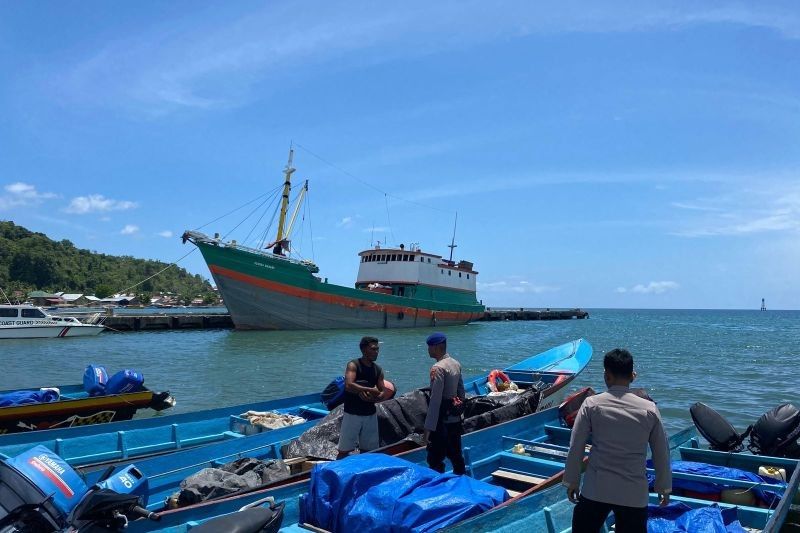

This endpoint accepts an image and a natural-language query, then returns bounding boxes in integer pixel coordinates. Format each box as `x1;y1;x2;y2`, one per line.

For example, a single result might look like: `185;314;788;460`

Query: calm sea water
2;309;797;436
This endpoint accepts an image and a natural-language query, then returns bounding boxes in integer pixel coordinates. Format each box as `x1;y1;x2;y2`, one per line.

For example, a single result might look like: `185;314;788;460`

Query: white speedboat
0;305;104;339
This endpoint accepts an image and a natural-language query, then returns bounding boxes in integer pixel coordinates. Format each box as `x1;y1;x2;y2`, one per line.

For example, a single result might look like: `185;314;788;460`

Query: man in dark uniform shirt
337;336;386;459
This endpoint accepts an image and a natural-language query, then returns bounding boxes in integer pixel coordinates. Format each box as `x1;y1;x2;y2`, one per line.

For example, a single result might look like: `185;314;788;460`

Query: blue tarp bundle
647;502;747;533
647;460;785;505
300;454;508;532
0;388;59;407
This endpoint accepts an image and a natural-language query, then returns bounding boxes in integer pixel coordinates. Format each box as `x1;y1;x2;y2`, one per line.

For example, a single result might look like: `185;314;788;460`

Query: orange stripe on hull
210;265;481;323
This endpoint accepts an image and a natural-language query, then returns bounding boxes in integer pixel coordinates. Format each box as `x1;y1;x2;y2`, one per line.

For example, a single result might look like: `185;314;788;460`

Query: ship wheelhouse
355;244;479;305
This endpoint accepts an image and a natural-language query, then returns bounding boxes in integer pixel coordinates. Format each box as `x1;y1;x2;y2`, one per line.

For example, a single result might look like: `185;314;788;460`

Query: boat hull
212;267;483;330
0;325;103;339
189;237;484;331
0;390;159;435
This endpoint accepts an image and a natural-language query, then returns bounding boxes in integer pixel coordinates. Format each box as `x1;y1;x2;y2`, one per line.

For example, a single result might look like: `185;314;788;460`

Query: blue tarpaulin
0;388;59;407
647;502;747;533
647;460;785;505
300;454;508;532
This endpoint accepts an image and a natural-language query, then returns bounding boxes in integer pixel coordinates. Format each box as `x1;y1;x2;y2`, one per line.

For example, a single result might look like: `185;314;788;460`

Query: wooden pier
100;308;587;332
102;314;234;331
479;308;588;321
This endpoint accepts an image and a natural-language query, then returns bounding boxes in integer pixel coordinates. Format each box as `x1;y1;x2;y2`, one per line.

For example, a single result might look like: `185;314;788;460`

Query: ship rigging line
117;185;285;296
293;142;454;215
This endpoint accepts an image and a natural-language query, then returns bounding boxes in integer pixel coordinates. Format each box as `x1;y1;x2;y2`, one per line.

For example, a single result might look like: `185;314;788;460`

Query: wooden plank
300;522;331;532
491;469;548;485
506;489;522;497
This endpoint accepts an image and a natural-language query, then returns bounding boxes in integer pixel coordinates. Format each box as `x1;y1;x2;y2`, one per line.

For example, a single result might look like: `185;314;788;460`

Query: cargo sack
172;457;290;507
461;387;542;434
285;389;431;461
748;403;800;458
689;402;750;452
321;376;345;411
558;387;595;428
83;365;108;396
106;369;144;395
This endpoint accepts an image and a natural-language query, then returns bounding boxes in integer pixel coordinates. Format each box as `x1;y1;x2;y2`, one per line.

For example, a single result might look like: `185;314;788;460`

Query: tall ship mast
182;150;485;330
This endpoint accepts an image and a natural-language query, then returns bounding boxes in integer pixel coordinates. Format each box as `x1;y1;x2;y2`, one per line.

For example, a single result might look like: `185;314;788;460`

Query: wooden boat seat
506;489;522;497
491;469;548;486
544;425;571;439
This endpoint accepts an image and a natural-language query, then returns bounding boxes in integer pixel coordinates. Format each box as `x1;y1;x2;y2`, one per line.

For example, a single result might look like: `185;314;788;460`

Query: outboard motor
689;402;751;452
0;445;88;531
0;446;156;532
748;403;800;458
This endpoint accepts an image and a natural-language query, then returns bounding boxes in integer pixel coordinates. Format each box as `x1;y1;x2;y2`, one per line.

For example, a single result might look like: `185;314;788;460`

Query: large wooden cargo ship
183;151;485;330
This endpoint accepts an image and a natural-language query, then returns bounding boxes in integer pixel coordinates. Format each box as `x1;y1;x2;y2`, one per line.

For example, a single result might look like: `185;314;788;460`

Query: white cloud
672;182;800;237
157;230;173;238
120;224;139;235
617;281;680;294
336;216;354;228
362;226;390;233
53;3;800;116
0;182;57;210
478;279;559;294
65;194;138;214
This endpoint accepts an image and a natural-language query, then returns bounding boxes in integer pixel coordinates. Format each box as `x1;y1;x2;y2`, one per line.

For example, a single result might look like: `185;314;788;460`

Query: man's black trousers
426;420;466;475
572;495;647;533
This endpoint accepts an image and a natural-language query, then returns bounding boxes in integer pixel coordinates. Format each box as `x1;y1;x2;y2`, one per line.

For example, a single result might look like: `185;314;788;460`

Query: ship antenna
447;212;458;262
272;147;296;255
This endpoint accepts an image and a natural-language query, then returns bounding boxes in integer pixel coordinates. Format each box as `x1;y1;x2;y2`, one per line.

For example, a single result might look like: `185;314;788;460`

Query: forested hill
0;221;213;300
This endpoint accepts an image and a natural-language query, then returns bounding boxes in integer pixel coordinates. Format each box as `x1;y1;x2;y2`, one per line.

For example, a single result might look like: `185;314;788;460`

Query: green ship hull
191;238;485;330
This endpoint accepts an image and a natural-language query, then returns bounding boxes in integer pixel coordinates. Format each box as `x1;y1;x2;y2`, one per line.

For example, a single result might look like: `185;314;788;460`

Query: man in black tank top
337;336;386;459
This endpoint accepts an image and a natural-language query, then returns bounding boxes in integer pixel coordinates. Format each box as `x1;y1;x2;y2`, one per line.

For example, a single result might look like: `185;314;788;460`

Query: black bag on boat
689;402;750;452
461;387;542;434
748;403;800;458
171;457;290;507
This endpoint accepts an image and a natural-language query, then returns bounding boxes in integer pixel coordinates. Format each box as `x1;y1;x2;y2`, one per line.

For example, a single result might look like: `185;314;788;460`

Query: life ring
487;369;510;392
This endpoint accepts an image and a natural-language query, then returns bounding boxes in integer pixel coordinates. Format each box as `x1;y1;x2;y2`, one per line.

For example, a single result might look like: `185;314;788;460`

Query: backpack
748;403;800;458
689;402;750;452
320;376;345;411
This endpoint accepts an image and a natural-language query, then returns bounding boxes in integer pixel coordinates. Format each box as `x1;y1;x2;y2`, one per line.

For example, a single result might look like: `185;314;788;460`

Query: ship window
441;269;444;274
0;308;18;317
391;254;396;261
22;308;46;318
420;256;424;262
459;272;462;277
448;270;451;276
467;274;470;279
381;254;386;261
428;258;431;263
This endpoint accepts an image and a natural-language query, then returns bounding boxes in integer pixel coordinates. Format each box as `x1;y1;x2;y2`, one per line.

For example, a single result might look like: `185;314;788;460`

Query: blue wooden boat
61;339;589;517
127;402;799;533
123;404;573;532
445;426;800;532
0;383;174;436
0;392;329;469
0;338;591;472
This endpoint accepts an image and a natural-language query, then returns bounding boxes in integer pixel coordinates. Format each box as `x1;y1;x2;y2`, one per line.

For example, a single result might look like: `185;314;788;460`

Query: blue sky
1;2;799;309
